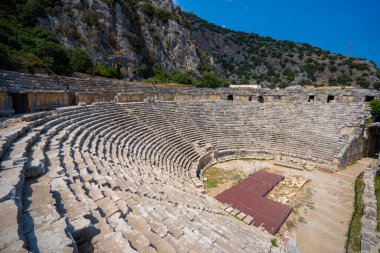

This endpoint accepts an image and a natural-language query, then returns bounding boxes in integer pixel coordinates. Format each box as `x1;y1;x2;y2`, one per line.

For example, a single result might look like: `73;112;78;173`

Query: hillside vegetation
187;13;380;88
0;0;379;88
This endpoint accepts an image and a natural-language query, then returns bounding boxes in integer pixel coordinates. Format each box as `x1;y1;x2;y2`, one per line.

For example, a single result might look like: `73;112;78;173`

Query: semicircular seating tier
0;101;364;252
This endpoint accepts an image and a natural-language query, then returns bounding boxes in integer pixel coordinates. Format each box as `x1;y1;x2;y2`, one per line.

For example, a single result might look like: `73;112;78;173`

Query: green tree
30;40;72;75
92;65;122;79
67;48;93;73
170;71;193;84
197;72;229;88
370;100;380;122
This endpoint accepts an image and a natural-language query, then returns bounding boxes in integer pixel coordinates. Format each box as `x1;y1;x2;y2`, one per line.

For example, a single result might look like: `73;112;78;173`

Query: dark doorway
227;94;234;101
258;95;264;103
69;92;77;106
11;93;29;114
308;95;315;102
365;96;374;102
327;95;334;103
248;95;253;101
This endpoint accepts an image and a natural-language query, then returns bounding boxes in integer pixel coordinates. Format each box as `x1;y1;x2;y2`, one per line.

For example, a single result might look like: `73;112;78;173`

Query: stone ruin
0;70;378;252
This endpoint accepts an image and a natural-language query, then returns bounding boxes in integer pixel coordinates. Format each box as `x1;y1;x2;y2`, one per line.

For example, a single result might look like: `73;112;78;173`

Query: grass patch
202;166;244;192
346;173;364;253
286;220;296;230
270;238;278;247
375;169;380;232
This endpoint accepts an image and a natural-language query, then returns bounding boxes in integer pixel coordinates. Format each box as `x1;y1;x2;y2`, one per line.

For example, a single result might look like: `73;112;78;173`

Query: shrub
351;62;369;71
92;65;122;79
67;48;93;73
81;9;97;27
373;82;380;91
154;8;172;23
197;71;229;88
370;100;380;122
329;65;337;73
146;70;194;85
170;71;193;84
356;77;370;89
30;40;72;75
278;82;289;89
147;72;169;83
139;2;154;16
328;77;337;86
126;33;141;52
336;74;352;85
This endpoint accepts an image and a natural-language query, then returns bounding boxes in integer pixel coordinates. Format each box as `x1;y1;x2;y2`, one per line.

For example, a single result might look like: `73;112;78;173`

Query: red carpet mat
215;170;292;234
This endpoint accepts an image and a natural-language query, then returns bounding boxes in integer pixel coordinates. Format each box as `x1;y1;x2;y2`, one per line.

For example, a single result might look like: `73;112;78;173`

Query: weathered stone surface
69;216;93;242
126;214;151;235
23;183;55;212
23;204;60;234
93;232;135;253
0;240;28;253
122;229;150;252
0;199;23;250
27;217;75;253
89;187;104;201
287;239;300;253
0;165;24;202
25;157;45;178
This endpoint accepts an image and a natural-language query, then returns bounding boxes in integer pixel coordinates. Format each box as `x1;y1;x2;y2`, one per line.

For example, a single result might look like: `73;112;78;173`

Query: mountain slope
187;13;380;88
1;0;379;88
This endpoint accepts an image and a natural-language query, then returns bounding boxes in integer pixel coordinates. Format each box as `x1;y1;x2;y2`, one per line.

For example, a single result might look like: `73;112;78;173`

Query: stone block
230;209;240;216
237;212;247;220
243;215;254;225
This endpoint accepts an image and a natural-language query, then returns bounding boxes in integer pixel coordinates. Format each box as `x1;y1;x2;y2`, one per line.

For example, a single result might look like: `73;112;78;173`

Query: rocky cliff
39;0;200;78
2;0;380;88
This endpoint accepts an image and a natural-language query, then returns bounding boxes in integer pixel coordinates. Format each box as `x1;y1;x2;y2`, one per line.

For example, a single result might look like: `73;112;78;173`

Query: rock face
40;0;199;78
38;0;379;87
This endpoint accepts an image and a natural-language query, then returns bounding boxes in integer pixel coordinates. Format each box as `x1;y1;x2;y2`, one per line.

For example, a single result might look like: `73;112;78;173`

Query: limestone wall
338;129;366;169
360;163;379;252
27;92;70;112
116;93;145;102
0;92;14;116
1;70;379;103
76;92;116;104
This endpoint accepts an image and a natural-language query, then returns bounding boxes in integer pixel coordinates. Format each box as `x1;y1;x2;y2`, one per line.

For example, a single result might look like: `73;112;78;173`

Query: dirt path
289;158;375;253
204;158;375;253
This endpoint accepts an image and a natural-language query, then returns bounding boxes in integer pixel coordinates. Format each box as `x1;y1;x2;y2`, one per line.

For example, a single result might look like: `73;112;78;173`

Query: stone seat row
0;100;365;252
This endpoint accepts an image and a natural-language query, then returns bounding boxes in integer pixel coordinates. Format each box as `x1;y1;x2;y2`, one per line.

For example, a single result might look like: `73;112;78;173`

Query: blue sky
174;0;380;66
